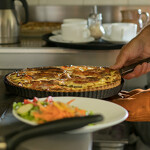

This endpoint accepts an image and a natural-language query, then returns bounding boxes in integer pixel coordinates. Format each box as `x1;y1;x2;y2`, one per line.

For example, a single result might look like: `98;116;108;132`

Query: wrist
138;24;150;38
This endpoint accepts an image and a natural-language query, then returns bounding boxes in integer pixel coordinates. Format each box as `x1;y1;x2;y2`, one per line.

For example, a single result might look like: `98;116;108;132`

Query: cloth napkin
109;89;150;122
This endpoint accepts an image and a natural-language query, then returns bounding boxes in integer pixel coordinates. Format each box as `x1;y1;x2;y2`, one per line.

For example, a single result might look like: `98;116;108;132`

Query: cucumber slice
17;104;33;116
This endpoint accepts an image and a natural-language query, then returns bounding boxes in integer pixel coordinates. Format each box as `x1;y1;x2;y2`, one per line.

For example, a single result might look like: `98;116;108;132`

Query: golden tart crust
6;66;121;92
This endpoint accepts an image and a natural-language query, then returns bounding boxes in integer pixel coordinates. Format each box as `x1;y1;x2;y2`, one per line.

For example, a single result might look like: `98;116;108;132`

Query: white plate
101;36;128;44
52;29;61;35
13;97;128;134
49;35;95;44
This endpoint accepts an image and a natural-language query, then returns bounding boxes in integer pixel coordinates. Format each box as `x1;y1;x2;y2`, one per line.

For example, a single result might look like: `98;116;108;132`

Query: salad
13;96;91;124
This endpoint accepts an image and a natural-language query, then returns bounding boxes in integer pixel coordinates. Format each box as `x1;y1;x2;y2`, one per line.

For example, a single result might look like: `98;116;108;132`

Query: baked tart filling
6;65;121;92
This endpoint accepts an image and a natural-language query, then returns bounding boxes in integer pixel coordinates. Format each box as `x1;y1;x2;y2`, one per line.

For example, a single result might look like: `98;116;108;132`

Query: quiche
5;65;121;93
21;22;61;36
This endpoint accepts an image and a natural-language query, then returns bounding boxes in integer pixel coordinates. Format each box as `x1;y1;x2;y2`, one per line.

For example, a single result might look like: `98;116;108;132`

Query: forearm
137;24;150;42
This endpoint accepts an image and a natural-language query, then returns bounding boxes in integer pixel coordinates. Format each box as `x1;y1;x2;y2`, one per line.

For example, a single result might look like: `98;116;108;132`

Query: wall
26;0;150;6
17;5;150;23
16;0;150;23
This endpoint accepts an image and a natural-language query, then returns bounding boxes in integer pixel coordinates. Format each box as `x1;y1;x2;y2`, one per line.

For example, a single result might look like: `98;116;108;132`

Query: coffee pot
0;0;28;44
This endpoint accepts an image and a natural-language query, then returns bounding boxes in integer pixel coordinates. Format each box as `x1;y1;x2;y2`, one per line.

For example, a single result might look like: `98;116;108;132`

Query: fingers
110;45;130;69
111;37;142;70
110;52;128;69
123;62;150;79
141;62;149;74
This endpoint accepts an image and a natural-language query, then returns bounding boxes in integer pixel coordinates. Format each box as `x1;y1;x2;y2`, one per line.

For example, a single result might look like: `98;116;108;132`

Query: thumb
110;54;128;69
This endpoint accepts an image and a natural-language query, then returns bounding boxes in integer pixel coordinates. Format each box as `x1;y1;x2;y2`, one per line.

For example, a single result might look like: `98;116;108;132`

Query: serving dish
49;34;95;43
43;33;124;50
101;36;128;44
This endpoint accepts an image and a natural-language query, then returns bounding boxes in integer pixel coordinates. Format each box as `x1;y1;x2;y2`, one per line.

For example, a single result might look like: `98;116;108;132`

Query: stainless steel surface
0;10;19;44
93;123;129;150
0;37;46;47
17;5;150;24
0;35;120;69
0;48;120;69
16;133;92;150
24;5;120;23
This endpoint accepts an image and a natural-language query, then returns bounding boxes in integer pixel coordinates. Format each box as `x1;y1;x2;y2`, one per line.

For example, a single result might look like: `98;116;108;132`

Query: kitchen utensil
120;57;150;76
0;115;103;150
121;9;149;32
0;0;28;44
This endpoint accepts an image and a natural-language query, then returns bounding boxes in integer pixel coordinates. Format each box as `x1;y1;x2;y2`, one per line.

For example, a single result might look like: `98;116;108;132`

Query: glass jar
88;6;105;39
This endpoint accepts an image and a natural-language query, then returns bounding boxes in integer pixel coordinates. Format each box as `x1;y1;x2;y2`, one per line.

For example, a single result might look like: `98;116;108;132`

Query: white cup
63;18;87;25
102;23;112;38
61;23;91;42
109;23;137;41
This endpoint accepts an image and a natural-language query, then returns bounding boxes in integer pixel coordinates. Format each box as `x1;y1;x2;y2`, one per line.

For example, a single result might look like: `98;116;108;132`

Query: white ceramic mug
63;18;87;25
61;23;90;42
109;23;137;41
121;9;150;32
102;23;112;38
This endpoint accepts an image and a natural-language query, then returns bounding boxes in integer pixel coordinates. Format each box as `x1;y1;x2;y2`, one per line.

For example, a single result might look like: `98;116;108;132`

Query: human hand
111;25;150;79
